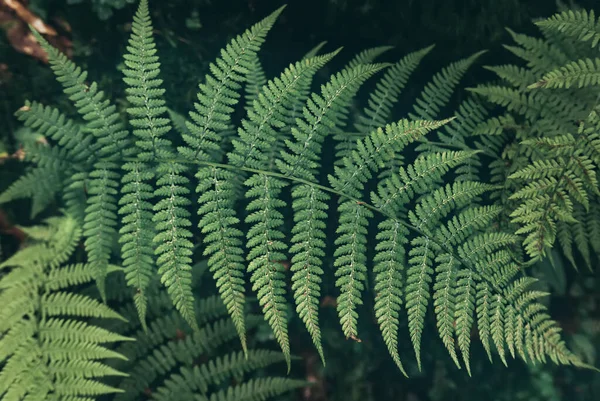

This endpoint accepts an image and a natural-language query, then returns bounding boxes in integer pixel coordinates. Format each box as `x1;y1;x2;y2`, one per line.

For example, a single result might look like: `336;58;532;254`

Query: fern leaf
31;29;131;298
347;45;393;68
245;173;290;366
178;6;285;162
535;9;600;49
110;276;299;401
184;6;286;351
373;218;409;375
302;41;328;59
0;216;130;401
454;269;476;375
433;254;461;369
529;58;600;89
358;45;434;134
503;28;570;76
119;0;197;330
0;166;62;218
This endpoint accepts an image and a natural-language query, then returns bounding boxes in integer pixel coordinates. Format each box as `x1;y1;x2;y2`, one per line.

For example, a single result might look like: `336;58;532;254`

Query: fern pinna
0;0;593;379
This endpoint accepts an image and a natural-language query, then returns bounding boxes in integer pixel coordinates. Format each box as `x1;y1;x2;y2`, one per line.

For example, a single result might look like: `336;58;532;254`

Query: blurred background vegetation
1;0;599;400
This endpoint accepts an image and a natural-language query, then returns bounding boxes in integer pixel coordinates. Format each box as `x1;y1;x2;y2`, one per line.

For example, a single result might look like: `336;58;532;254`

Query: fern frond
15;101;94;164
346;45;393;68
31;29;132;298
229;51;340;363
503;28;570;76
484;64;538;88
264;42;331;170
151;350;291;400
4;1;590;383
277;62;389;179
303;41;328;59
506;113;600;260
529;58;600;89
110;277;302;401
535;9;600;49
0;215;130;401
119;0;199;331
244;173;290;365
178;6;285;162
244;53;268;109
185;6;286;353
0;166;62;218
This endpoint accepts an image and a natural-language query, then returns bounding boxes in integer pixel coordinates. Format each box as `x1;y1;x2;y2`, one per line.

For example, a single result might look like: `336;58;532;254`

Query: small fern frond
484;64;538;88
302;41;328;59
529;58;600;89
228;51;340;364
346;45;393;68
178;5;285;162
186;6;286;351
244;52;268;109
276;62;389;361
357;45;434;134
229;51;340;170
535;9;600;49
0;166;62;218
244;173;290;367
277;62;389;179
6;102;90;219
120;0;198;330
15;101;94;165
503;28;570;76
334;45;434;163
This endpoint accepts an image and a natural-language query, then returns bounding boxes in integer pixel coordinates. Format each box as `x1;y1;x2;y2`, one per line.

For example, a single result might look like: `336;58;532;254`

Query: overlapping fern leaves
0;216;131;401
470;8;600;267
0;0;593;381
0;215;304;401
97;267;305;401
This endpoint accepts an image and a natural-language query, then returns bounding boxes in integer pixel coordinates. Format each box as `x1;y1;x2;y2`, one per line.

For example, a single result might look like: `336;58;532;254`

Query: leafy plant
0;0;593;390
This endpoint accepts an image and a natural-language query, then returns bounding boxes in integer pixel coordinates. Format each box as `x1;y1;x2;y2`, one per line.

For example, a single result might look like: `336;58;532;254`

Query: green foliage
0;214;305;401
0;1;595;392
120;0;195;333
0;215;131;400
101;269;306;401
470;8;600;268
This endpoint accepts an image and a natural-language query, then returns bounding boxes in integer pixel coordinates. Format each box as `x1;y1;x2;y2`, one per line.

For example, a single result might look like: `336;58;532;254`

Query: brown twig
2;0;56;35
0;0;72;62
